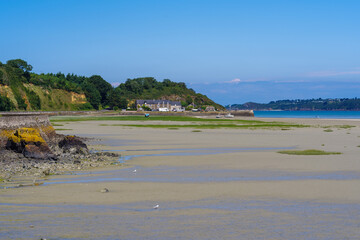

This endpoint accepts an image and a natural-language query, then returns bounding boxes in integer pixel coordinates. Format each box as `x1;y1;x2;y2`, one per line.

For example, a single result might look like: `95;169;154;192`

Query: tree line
0;59;222;111
228;98;360;111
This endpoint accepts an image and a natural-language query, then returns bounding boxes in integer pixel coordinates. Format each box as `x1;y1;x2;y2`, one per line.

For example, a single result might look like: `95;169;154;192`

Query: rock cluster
0;114;120;184
5;128;57;160
0;130;119;181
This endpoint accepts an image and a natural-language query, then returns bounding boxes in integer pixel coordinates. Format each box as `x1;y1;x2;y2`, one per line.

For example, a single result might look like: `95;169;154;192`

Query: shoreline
1;116;359;201
1;115;360;239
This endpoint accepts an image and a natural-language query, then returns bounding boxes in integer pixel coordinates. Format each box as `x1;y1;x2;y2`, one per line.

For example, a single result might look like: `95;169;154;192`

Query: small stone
100;188;109;193
43;169;51;176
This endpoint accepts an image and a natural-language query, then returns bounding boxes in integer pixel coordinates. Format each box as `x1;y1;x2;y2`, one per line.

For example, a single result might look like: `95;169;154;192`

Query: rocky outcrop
5;127;57;160
0;113;56;148
0;113;119;181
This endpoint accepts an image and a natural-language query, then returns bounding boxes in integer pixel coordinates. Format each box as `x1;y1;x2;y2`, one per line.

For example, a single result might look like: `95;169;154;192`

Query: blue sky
1;0;359;105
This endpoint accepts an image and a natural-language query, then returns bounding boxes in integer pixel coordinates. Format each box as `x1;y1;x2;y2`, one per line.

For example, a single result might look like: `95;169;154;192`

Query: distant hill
114;77;224;110
227;98;360;111
0;59;223;111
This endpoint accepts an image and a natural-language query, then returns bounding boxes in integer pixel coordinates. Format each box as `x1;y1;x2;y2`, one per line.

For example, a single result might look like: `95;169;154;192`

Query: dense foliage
116;77;223;109
228;98;360;111
0;59;223;111
0;94;15;111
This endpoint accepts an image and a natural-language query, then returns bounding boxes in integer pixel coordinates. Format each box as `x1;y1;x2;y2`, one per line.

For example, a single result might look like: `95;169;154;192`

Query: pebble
100;188;109;193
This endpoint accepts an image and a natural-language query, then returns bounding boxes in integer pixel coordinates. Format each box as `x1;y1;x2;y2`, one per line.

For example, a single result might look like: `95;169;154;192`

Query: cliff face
0;84;88;111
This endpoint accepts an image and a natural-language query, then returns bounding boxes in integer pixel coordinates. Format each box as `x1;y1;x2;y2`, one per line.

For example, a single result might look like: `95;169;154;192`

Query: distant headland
227;98;360;111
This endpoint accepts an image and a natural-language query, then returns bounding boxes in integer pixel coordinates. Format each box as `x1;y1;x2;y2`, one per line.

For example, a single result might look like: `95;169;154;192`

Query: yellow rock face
5;128;46;143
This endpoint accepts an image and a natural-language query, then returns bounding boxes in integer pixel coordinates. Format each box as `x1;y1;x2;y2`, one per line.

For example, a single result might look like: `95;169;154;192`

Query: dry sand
1;117;360;204
1;117;360;239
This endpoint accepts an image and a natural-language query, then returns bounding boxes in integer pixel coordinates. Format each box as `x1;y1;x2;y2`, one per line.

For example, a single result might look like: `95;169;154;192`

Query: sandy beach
1;116;360;239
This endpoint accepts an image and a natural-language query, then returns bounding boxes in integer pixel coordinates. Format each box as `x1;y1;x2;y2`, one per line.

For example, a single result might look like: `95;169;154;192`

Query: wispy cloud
307;70;360;77
224;78;241;83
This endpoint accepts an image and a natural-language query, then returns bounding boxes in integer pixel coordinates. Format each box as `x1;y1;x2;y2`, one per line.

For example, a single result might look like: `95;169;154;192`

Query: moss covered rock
5;127;56;160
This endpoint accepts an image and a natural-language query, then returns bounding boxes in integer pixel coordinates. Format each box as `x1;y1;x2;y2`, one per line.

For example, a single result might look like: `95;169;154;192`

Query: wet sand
1;117;360;239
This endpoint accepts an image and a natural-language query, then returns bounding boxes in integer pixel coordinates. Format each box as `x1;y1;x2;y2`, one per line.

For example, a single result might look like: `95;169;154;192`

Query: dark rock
73;160;81;164
23;143;57;160
5;128;57;160
59;136;88;154
42;169;51;176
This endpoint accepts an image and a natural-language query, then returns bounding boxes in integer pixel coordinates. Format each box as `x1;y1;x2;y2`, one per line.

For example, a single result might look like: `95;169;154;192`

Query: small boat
224;113;234;118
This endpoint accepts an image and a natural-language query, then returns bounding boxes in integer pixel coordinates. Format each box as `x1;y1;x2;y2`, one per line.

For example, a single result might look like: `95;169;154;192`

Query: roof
136;100;181;105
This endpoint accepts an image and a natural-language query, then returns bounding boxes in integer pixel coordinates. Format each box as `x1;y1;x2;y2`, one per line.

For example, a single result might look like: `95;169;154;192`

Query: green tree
25;88;41;110
186;95;193;105
0;71;4;85
81;81;101;109
108;89;128;109
6;59;33;72
88;75;112;105
0;95;14;111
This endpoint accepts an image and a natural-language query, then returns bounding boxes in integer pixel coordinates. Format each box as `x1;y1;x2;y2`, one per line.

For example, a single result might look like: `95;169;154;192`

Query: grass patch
120;123;307;129
337;125;356;129
52;123;64;126
55;128;73;131
277;149;342;155
323;129;333;132
52;115;309;130
192;130;202;132
167;127;179;130
51;115;279;124
357;145;360;148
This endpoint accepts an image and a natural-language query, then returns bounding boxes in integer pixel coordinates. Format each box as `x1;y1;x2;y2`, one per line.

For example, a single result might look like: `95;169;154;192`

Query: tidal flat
1;116;360;239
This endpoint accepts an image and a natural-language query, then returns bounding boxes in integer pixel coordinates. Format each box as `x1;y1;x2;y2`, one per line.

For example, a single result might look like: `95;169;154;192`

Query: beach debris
100;188;109;193
132;169;137;173
153;204;159;209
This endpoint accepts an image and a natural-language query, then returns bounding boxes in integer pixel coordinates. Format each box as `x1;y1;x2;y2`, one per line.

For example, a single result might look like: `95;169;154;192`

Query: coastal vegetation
50;115;308;129
228;98;360;111
51;115;265;123
0;59;222;111
277;149;342;155
117;123;307;129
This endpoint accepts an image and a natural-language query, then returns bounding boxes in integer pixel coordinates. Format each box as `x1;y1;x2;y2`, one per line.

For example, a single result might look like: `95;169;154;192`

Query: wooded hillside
0;59;223;111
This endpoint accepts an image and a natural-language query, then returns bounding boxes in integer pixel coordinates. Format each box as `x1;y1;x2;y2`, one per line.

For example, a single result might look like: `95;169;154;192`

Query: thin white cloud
224;78;241;83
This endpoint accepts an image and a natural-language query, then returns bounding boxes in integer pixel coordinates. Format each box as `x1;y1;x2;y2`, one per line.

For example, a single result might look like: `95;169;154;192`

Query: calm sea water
254;110;360;119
